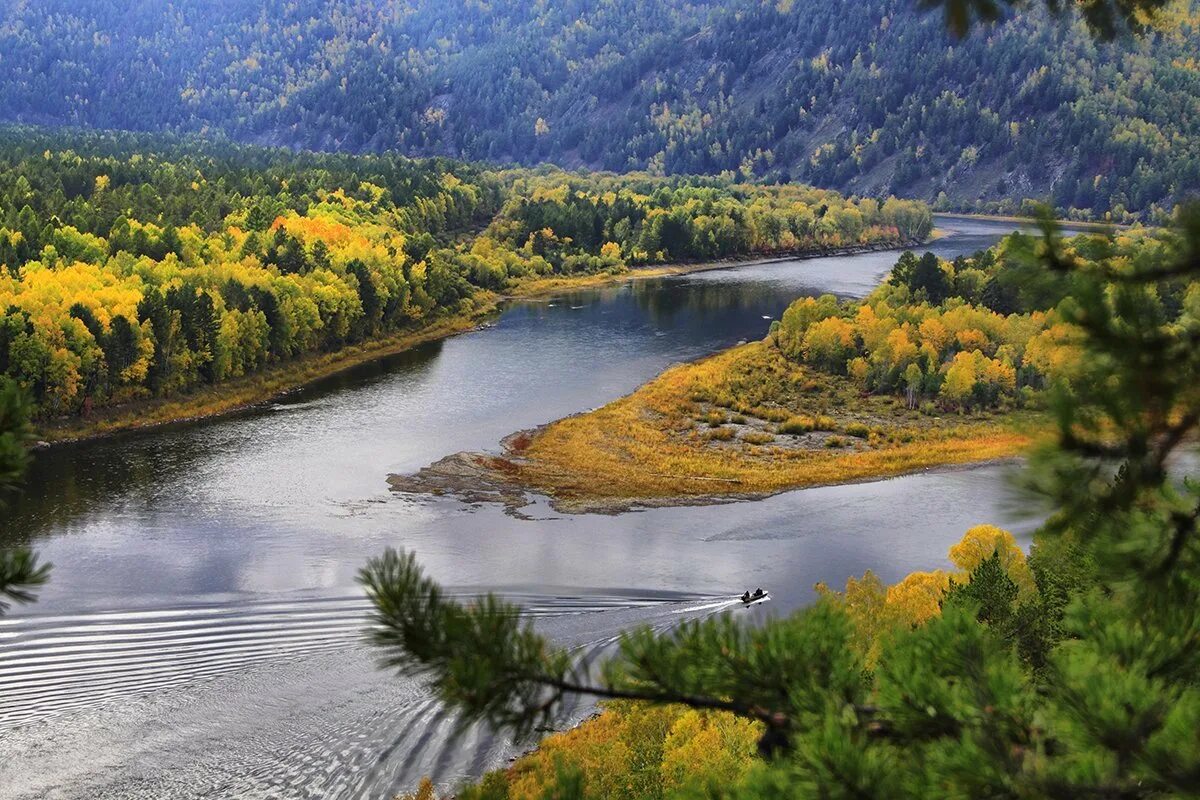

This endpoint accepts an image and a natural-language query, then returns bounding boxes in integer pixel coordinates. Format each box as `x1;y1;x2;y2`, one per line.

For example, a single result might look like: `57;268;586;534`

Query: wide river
1;217;1048;798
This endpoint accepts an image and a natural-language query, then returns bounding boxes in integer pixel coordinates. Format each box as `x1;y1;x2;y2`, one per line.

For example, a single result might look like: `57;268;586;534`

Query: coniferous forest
0;0;1197;220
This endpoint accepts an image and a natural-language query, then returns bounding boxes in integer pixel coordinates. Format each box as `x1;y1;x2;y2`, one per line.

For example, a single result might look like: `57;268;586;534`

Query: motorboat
740;588;770;606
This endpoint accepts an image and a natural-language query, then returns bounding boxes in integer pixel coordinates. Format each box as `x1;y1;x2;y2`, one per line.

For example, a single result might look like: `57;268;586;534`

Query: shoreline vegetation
929;211;1134;231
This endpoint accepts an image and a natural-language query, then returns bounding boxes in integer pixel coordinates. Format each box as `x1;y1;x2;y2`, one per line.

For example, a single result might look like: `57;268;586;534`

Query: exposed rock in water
388;428;757;516
388;436;538;517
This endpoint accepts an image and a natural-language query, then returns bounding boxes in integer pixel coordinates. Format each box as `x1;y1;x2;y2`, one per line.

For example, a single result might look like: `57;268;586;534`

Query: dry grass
508;341;1040;506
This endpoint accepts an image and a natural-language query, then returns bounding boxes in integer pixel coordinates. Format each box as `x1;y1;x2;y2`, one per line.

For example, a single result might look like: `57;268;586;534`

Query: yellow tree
885;570;953;626
949;524;1036;597
940;350;980;406
801;316;855;372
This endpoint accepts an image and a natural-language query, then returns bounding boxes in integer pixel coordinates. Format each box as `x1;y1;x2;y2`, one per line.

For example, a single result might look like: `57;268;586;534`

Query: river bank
33;301;499;445
32;238;924;446
389;341;1039;514
932;211;1131;231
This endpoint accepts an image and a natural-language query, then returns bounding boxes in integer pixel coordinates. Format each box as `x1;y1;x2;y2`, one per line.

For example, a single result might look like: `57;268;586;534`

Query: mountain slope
0;0;1197;219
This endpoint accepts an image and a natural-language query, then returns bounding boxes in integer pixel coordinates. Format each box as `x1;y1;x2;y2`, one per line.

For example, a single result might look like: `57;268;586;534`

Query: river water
0;218;1047;798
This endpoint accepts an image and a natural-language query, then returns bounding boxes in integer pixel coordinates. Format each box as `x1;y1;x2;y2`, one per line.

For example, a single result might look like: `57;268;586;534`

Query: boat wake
670;597;745;614
0;588;729;799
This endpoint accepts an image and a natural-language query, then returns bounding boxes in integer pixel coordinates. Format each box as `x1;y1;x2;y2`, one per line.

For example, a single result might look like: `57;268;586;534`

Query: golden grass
508;341;1039;507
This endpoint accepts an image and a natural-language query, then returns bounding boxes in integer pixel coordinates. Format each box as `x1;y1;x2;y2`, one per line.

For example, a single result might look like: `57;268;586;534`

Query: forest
0;0;1196;220
0;127;928;423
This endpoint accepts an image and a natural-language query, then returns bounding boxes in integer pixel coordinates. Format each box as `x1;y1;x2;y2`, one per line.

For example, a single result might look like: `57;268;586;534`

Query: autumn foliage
771;231;1190;412
0;130;927;426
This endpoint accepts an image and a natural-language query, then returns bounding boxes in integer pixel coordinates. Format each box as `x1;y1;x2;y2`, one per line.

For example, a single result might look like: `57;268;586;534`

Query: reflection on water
6;341;447;543
0;218;1052;799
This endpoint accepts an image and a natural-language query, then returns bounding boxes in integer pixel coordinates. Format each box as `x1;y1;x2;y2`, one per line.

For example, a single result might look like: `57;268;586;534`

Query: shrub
824;435;847;448
844;421;871;438
814;415;838;431
706;426;736;441
752;406;791;422
779;416;815;435
741;431;775;445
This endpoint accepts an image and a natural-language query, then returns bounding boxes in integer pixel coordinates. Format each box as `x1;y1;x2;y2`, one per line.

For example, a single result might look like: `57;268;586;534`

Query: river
0;217;1048;798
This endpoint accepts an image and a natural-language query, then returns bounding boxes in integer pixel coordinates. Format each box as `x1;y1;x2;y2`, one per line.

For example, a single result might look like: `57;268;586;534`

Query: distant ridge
0;0;1196;219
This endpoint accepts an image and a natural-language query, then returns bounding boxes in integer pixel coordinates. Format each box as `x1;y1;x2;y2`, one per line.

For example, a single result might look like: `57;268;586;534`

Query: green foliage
0;376;29;491
0;548;50;615
0;2;1194;219
889;251;951;304
491;173;929;266
360;549;576;742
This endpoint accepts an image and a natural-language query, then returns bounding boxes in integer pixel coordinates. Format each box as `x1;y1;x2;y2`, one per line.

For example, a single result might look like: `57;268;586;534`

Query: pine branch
0;547;50;614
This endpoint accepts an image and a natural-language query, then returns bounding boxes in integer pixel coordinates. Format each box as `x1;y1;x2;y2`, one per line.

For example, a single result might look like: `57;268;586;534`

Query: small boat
739;588;770;606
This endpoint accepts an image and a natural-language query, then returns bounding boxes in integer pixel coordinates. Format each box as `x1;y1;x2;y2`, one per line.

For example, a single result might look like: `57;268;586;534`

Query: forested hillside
0;0;1196;220
0;128;926;425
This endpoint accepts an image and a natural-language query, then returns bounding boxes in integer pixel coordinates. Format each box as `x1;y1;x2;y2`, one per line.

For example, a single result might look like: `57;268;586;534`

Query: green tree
892;251;952;304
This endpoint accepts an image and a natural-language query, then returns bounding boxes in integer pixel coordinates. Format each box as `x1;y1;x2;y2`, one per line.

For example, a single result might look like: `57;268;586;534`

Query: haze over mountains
1;0;1196;219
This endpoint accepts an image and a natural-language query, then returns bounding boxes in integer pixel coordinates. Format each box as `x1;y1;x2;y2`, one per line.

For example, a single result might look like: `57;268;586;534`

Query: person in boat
753;587;765;598
741;591;751;603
